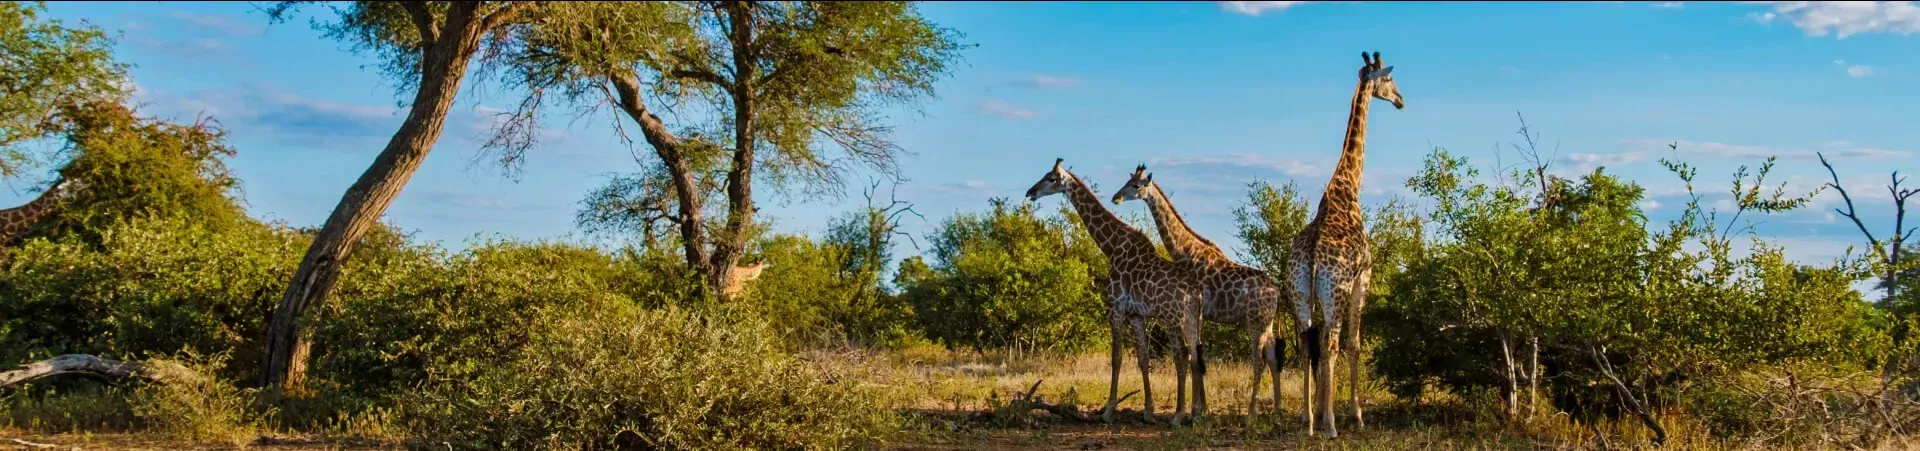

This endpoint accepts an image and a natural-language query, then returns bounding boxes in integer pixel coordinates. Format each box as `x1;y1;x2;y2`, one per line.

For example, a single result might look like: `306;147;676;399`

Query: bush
312;238;641;399
899;200;1108;354
404;302;896;450
0;218;305;381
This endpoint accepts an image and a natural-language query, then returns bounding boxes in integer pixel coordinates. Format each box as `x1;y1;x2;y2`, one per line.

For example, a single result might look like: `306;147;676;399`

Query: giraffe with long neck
1291;51;1403;438
0;177;88;246
1112;166;1296;425
1026;158;1208;426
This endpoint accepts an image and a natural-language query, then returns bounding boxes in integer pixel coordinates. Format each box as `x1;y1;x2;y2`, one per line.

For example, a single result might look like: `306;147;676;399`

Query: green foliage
0;218;306;381
898;200;1107;353
0;1;128;177
125;355;263;444
26;101;246;246
403;302;895;450
1372;146;1892;426
1233;180;1309;277
312;238;640;399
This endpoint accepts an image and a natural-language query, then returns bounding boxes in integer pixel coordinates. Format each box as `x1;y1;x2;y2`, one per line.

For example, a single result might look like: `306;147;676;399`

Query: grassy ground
6;345;1917;449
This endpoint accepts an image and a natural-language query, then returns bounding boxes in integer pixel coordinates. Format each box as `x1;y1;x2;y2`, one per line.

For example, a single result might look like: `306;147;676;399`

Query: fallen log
975;379;1145;425
0;354;205;389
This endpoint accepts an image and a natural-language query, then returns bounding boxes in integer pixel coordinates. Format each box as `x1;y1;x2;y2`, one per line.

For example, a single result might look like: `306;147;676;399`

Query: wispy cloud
1022;75;1082;89
924;180;997;198
1220;1;1313;16
1616;138;1911;161
1150;152;1321;177
137;83;403;150
979;98;1039;120
1654;2;1684;9
1834;59;1874;77
167;10;265;37
1746;1;1920;38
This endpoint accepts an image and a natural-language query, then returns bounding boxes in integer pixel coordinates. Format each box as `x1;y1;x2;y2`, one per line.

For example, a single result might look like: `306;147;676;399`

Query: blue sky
17;1;1920;279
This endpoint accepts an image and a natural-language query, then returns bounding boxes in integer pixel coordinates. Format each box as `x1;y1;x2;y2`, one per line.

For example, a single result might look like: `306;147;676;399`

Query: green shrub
0;218;305;381
404;302;896;450
899;200;1108;353
312;238;640;399
126;354;262;444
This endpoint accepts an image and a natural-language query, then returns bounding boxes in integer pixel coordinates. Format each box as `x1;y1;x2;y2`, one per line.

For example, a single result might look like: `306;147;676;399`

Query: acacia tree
0;1;127;177
259;1;538;390
480;1;965;302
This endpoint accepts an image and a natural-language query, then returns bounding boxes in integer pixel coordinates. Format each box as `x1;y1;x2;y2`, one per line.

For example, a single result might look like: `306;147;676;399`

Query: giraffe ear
1370;66;1393;79
1144;173;1153;184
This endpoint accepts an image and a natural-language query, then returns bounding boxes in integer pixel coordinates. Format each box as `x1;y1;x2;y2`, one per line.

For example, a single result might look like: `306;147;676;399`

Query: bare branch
1819;152;1883;251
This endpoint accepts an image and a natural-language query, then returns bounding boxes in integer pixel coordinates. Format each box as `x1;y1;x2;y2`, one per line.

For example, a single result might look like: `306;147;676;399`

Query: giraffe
1111;165;1296;425
0;176;89;246
721;261;773;298
1290;51;1404;438
1025;158;1209;426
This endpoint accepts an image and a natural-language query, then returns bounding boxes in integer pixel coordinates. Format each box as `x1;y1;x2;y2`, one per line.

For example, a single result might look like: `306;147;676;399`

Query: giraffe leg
1133;319;1157;425
1103;317;1125;423
1188;321;1207;426
1318;322;1339;438
1172;342;1189;427
1248;323;1270;423
1348;272;1370;431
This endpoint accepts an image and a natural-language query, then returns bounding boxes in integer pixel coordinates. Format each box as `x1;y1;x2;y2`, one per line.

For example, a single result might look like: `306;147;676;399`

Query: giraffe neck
1320;79;1371;216
1061;173;1156;259
1140;184;1231;266
0;181;71;241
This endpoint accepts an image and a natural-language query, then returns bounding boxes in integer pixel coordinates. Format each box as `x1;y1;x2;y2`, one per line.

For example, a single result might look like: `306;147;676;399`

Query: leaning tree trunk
260;6;486;391
609;72;711;300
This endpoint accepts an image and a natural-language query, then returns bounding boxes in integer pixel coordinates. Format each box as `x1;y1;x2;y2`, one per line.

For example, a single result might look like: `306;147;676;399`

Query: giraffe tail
1196;343;1207;376
1303;325;1324;369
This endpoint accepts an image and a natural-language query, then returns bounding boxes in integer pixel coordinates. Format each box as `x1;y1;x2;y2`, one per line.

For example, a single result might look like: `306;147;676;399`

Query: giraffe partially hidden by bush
1291;51;1405;438
1112;165;1293;425
0;176;88;247
722;261;773;299
1026;158;1208;426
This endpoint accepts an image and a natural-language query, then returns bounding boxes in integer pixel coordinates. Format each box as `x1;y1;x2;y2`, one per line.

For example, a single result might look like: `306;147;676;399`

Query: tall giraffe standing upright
0;176;88;246
1291;51;1404;438
1110;167;1296;424
1026;158;1209;426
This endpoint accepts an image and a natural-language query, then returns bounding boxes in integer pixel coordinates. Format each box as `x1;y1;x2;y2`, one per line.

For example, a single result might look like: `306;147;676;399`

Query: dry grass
806;344;1920;450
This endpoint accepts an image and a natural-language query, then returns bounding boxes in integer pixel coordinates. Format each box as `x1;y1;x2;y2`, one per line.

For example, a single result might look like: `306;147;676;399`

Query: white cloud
1833;59;1874;77
167;10;265;37
1745;1;1920;38
979;98;1039;120
1616;138;1911;161
1150;152;1321;177
1023;75;1082;89
1641;199;1663;210
1564;151;1649;172
1220;1;1312;16
1655;2;1685;8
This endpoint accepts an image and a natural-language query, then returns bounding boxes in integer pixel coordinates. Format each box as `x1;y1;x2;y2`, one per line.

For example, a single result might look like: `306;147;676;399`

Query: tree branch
400;1;440;45
479;1;535;32
1819;152;1882;250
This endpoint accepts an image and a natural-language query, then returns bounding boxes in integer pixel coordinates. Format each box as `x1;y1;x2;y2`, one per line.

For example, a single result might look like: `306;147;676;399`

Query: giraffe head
1110;164;1156;205
1359;51;1404;110
1024;158;1074;201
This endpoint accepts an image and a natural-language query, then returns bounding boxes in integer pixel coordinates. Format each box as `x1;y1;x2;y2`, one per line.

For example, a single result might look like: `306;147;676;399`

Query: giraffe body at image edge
0;175;90;247
1025;158;1210;426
